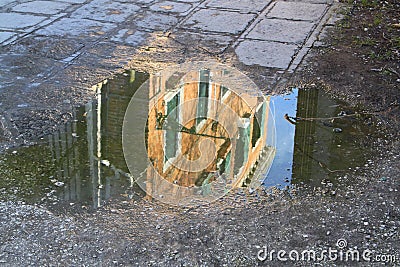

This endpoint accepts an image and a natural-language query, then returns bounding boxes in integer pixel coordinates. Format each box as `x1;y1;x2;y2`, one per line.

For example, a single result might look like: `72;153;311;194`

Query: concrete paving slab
246;18;315;44
124;32;148;46
0;13;47;30
205;0;272;13
0;32;15;44
136;12;179;31
150;1;193;15
267;2;327;21
111;29;148;47
75;42;137;70
235;40;297;69
182;9;255;35
0;53;64;85
45;64;113;90
36;18;114;37
120;0;155;4
0;0;15;6
11;36;85;60
12;1;72;15
57;0;87;3
296;0;334;3
172;31;233;53
171;0;200;2
71;0;140;23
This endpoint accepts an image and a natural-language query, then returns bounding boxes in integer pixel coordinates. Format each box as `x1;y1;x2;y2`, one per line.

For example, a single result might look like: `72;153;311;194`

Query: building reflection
48;71;149;208
264;88;336;187
291;88;344;186
264;87;370;188
1;71;372;206
48;69;275;207
144;68;275;203
292;88;321;184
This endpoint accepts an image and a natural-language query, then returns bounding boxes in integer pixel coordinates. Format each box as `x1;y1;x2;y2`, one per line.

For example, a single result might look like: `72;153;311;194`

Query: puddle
0;70;149;209
264;88;379;189
0;69;380;208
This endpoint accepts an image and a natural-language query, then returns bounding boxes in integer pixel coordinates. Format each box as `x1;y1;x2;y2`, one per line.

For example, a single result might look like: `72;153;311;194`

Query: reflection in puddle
0;70;378;208
140;67;274;205
0;71;149;208
265;88;377;189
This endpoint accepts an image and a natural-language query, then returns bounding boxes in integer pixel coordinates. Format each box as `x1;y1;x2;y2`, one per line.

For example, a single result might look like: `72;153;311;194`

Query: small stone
100;160;110;167
54;181;64;187
333;128;342;133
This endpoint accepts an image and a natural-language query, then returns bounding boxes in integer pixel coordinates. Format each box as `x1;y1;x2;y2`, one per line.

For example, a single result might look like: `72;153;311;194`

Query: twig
284;113;297;124
286;105;399;122
290;113;359;121
385;67;400;79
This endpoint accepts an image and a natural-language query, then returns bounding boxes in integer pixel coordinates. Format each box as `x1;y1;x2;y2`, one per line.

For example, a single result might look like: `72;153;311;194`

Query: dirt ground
300;0;400;129
0;1;399;266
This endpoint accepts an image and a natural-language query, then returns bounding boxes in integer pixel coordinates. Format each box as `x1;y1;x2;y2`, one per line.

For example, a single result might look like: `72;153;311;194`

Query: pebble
100;160;110;167
54;181;64;187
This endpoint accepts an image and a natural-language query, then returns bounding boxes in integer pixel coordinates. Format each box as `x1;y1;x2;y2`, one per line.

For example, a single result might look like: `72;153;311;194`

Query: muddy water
264;89;378;189
0;71;149;208
0;70;380;208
